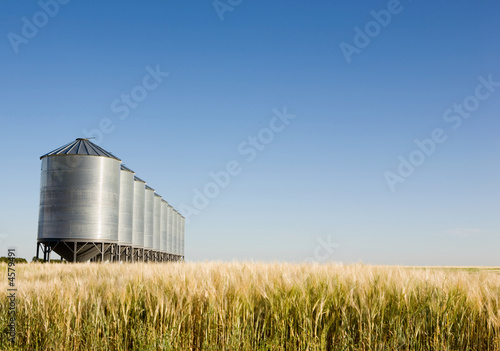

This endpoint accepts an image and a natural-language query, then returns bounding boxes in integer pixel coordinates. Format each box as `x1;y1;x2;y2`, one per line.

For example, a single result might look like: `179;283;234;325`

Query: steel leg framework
36;241;184;263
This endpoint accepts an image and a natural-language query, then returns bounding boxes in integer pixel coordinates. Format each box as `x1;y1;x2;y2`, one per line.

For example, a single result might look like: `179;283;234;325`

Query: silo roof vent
40;138;121;161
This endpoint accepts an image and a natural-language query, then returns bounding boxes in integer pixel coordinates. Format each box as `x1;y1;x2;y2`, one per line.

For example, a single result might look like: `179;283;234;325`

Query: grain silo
179;213;184;260
177;211;182;260
153;193;162;260
118;165;135;261
144;185;155;260
167;204;174;260
160;199;168;259
175;210;181;260
132;176;146;261
172;210;178;260
37;138;186;263
180;215;185;260
177;212;183;260
37;138;121;262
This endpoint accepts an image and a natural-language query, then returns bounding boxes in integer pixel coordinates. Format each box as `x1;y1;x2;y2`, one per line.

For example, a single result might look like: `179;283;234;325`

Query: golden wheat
1;262;499;350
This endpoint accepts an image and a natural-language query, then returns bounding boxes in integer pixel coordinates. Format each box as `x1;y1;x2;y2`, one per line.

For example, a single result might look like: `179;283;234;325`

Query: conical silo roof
134;175;146;183
40;138;121;161
121;164;135;173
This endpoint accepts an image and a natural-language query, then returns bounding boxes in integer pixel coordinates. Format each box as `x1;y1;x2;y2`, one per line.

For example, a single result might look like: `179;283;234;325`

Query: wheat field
1;262;499;350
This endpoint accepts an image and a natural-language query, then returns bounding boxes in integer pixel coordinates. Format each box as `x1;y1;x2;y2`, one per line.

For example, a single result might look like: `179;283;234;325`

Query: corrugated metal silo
175;211;181;255
153;193;161;252
118;165;135;246
170;210;176;256
144;185;155;249
174;210;180;256
167;205;173;255
132;176;146;248
177;212;182;257
180;215;185;258
160;199;168;253
36;138;186;263
37;138;121;261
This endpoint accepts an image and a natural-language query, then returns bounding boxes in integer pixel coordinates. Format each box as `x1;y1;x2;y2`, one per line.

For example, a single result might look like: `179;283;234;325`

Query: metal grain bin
171;210;176;255
167;205;173;254
118;165;135;245
132;176;146;247
180;215;185;258
174;210;181;255
160;199;168;252
153;193;162;251
177;212;182;256
38;138;121;244
144;185;155;249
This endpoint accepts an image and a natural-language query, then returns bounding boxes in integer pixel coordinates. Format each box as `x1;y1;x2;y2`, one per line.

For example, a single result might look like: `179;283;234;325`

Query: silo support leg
73;242;77;262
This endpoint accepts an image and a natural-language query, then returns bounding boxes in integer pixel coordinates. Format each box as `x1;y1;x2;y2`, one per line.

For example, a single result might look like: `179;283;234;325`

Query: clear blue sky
0;0;499;265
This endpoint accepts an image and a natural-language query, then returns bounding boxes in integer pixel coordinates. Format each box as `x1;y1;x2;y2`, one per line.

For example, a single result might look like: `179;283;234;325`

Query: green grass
1;262;499;350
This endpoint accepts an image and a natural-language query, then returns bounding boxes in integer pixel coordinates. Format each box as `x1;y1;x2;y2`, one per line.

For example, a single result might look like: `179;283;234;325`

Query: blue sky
0;0;499;265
